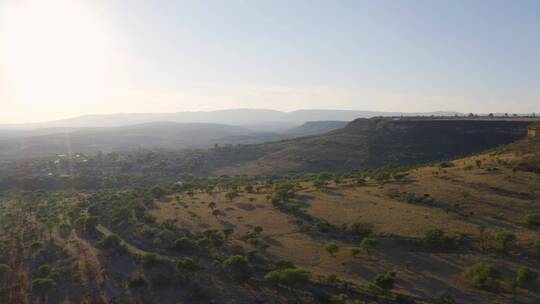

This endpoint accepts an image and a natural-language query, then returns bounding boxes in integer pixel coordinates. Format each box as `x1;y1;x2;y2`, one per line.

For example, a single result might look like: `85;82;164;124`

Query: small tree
223;255;253;283
208;202;217;210
494;231;516;253
371;271;396;291
253;226;263;235
422;229;456;249
97;234;126;253
323;242;340;257
58;222;72;238
151;186;167;199
211;209;222;219
142;253;166;268
225;191;238;201
264;268;310;287
173;236;196;252
176;258;200;279
222;228;234;240
513;266;538;288
360;237;378;258
462;262;498;290
38;264;50;276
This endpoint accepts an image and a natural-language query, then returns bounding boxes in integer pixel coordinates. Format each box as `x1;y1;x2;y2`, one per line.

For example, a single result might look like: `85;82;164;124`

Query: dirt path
65;231;109;304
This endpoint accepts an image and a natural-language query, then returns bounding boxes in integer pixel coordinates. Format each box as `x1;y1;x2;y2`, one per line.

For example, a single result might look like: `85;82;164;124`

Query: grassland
0;126;539;303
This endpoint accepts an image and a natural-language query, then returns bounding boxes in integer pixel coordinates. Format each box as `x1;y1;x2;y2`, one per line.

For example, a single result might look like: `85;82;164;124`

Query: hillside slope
215;118;530;175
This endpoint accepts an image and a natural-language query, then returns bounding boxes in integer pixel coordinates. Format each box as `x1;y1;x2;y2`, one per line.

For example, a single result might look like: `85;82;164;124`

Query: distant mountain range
0;109;472;160
0;120;350;160
0;109;462;131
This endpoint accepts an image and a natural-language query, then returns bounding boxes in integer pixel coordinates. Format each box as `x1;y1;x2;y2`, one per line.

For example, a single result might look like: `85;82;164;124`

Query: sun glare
0;0;114;111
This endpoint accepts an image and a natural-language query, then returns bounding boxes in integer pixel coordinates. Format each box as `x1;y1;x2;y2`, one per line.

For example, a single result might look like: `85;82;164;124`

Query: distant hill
214;118;531;175
0;109;462;130
284;121;348;137
0;120;352;160
0;122;250;160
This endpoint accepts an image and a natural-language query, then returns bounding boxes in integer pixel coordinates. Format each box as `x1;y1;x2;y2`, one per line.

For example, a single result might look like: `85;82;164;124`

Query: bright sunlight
0;0;114;118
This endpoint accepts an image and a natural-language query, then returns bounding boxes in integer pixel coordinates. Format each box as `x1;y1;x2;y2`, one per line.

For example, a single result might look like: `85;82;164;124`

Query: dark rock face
221;119;531;174
360;119;529;168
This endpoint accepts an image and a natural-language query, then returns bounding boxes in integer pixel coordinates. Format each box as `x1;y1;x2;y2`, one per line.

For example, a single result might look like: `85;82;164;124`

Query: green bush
98;234;123;250
323;242;340;257
223;255;253;282
371;271;396;290
176;258;200;277
173;236;196;252
350;248;361;258
38;264;50;276
494;231;516;253
513;266;538;288
58;222;72;237
462;262;498;290
422;229;457;249
264;268;310;287
142;253;167;268
360;237;378;258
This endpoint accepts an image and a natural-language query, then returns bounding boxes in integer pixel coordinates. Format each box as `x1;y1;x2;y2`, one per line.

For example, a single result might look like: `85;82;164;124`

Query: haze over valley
1;1;539;304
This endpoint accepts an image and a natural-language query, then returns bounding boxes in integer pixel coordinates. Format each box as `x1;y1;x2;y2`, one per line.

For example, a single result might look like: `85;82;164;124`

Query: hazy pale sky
1;0;539;123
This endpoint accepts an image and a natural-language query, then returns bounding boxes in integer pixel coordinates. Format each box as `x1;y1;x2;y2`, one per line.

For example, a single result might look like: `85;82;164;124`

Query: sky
0;0;539;123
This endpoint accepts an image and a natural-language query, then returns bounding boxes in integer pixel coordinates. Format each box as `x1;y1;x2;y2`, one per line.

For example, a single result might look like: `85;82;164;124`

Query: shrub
150;186;166;199
38;264;50;276
360;237;378;258
142;253;167;268
494;231;516;253
513;266;538;288
98;234;123;250
254;226;263;235
323;242;340;257
422;229;457;249
176;258;200;277
371;271;396;290
58;222;72;237
223;255;253;282
342;222;372;238
225;191;238;201
350;248;361;258
264;268;310;287
462;262;498;290
173;236;196;252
